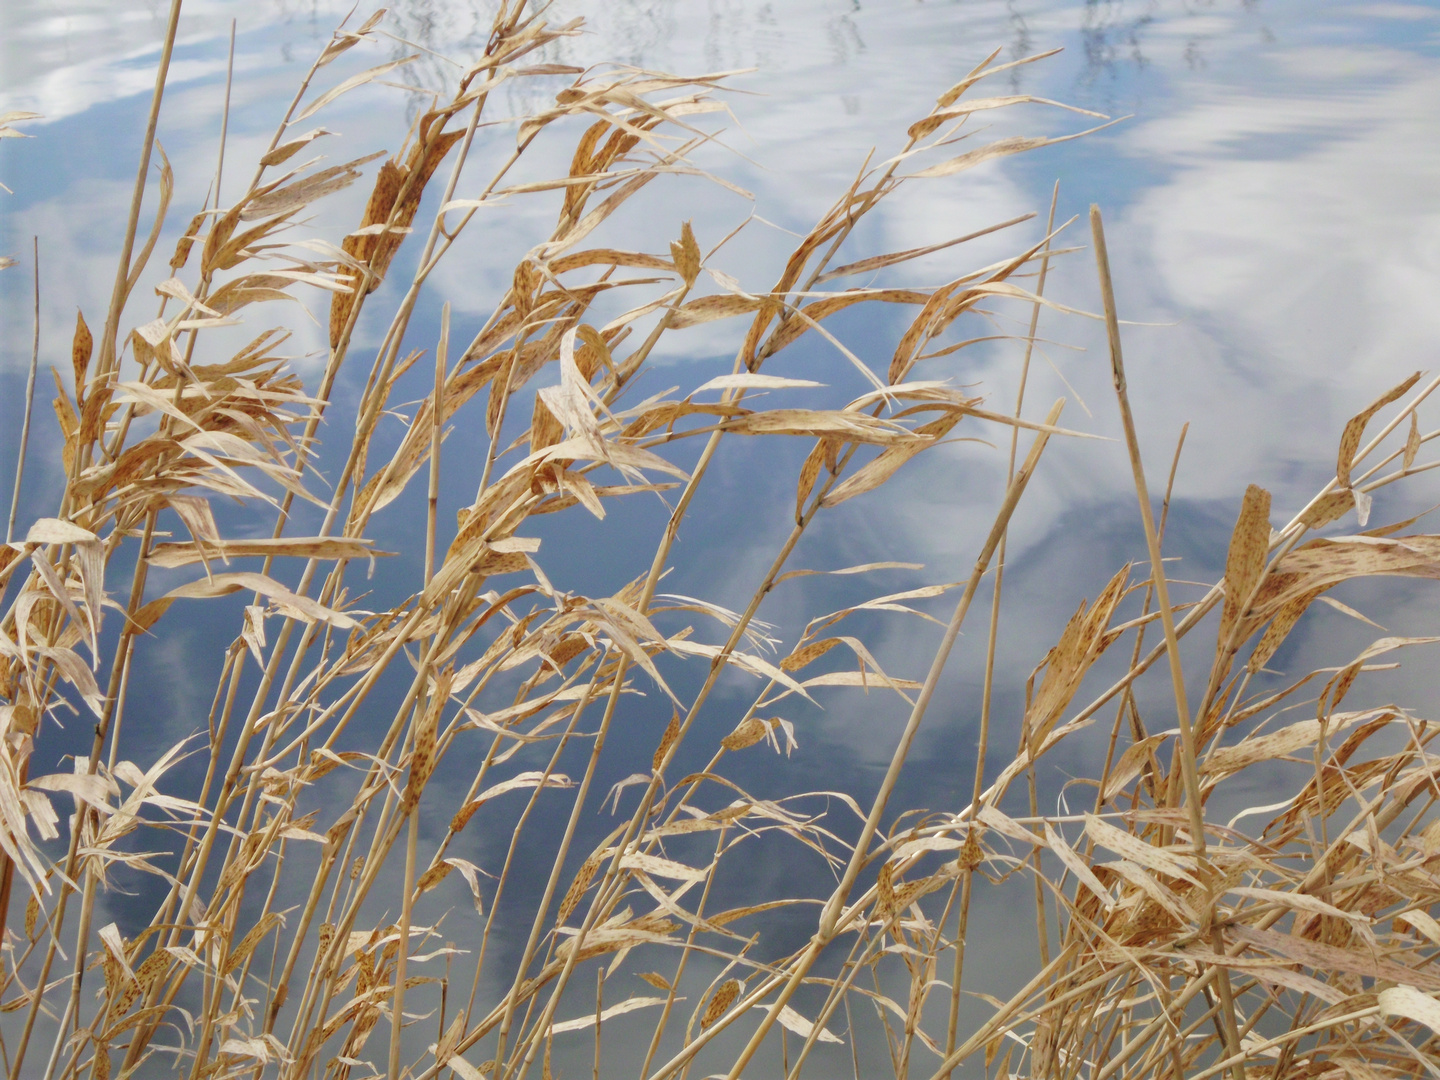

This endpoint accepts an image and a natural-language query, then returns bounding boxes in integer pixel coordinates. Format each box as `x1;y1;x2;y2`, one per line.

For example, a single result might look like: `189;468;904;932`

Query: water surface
2;0;1440;1072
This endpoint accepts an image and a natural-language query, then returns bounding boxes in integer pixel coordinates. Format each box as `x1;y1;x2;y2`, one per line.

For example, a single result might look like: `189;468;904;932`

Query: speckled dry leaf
911;132;1077;179
223;912;282;975
798;671;921;695
1299;489;1357;530
761;289;931;358
306;748;365;784
1405;410;1421;470
780;637;841;672
241;152;384;220
451;772;574;833
550;996;667;1034
822;413;960;507
1332;1057;1399;1080
51;382;78;472
1248;587;1321;672
131;597;174;634
293;57;417;123
548;248;674;274
261;127;334;167
406;675;449;806
71;311;92;404
160;571;359;628
793;439;828;522
98;924;135;984
530;393;564;452
700;979;740;1029
652;711;680;771
416;861;452;893
1043;823;1111;909
774;561;924;586
1105;860;1193;924
1101;734;1166;802
721;717;767;751
1177;955;1347;1006
1203;718;1320;775
167;211;208;271
27;772;111;807
1025;565;1129;755
147;536;385;568
1231;925;1440;991
1247;534;1440;668
957;828;984;870
975;804;1040;846
1337;371;1420;487
909;94;1101;140
549;171;663;254
669;292;763;329
1219;484;1271;646
1084;814;1197;882
671;220;701;285
558;852;603;924
1226;885;1367;925
619;852;706;883
723;409;915;445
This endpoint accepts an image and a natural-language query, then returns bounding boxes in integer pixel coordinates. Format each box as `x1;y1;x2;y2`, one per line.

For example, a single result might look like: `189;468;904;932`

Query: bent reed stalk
2;7;1439;1080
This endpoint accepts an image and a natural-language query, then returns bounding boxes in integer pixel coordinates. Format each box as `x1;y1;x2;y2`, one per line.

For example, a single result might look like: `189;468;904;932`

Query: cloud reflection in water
1;0;1438;790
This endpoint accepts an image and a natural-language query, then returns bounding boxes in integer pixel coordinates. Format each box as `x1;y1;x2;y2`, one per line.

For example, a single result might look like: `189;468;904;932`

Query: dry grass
2;5;1440;1080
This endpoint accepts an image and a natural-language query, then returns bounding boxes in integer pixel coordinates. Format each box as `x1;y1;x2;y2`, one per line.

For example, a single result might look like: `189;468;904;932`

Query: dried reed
2;6;1438;1080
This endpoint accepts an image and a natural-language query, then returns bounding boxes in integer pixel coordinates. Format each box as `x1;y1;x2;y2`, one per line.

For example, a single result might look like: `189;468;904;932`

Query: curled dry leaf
1336;372;1420;488
1378;985;1440;1033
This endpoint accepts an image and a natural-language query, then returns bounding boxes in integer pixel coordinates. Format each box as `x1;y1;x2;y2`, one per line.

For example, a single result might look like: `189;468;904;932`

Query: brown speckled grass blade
2;6;1440;1080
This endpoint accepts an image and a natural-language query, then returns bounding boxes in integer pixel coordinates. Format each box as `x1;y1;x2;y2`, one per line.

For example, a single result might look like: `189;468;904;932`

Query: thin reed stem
4;237;39;547
426;304;450;585
1089;205;1205;855
215;20;235;209
945;181;1061;1077
94;0;183;383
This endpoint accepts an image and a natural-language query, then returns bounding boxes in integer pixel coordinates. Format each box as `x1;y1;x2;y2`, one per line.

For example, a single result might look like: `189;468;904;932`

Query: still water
5;0;1440;771
2;0;1439;1074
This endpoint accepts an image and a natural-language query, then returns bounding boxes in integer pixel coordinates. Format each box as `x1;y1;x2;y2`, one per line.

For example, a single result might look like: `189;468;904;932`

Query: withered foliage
2;6;1439;1080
